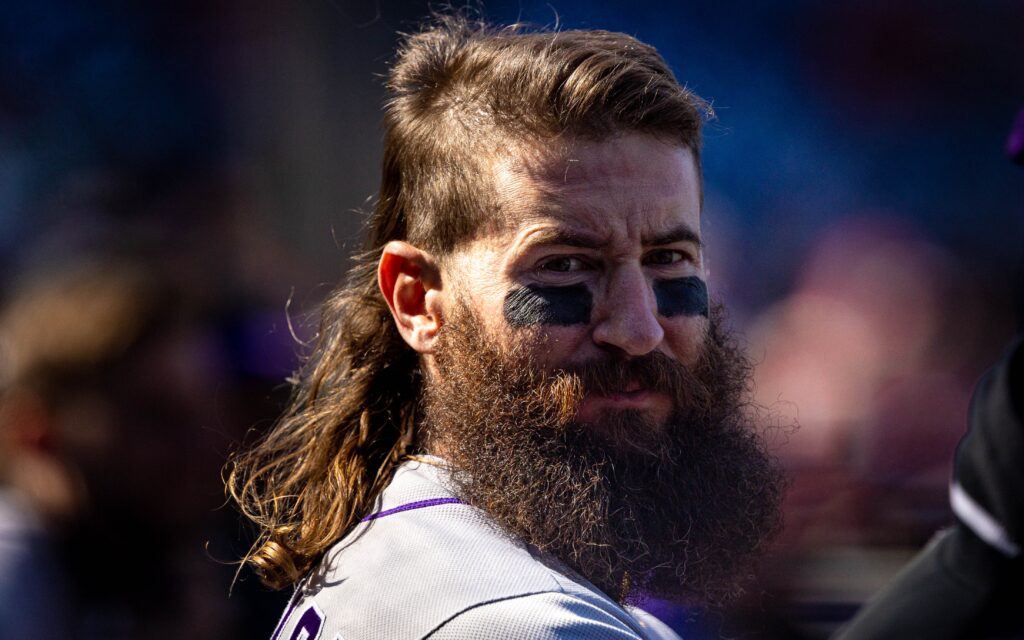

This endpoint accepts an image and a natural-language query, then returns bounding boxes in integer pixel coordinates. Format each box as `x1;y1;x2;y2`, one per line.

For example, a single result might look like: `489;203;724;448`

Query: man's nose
591;267;664;356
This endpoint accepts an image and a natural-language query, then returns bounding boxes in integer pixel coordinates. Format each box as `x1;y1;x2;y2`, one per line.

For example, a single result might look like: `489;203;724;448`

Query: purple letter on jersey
271;600;324;640
288;604;324;640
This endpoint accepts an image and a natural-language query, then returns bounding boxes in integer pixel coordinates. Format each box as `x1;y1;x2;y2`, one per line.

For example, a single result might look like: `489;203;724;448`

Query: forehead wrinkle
494;157;696;225
489;135;701;252
512;161;689;198
496;163;684;225
532;137;690;186
538;185;690;232
497;191;698;261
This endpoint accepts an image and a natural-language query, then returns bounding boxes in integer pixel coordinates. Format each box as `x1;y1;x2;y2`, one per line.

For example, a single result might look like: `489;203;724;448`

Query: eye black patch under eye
653;276;709;318
503;284;593;327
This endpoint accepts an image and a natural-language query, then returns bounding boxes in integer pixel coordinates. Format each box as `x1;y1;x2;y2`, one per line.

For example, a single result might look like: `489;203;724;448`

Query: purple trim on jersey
270;591;300;640
360;497;464;522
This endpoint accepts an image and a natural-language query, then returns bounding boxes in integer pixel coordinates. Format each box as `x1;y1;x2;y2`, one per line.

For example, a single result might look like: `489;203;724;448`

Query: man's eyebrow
645;225;702;248
523;225;702;249
527;228;609;249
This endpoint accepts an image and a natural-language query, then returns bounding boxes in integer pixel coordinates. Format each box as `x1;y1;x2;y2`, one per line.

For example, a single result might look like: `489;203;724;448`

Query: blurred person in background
0;260;234;639
741;113;1024;639
831;109;1024;640
836;335;1024;638
751;219;971;550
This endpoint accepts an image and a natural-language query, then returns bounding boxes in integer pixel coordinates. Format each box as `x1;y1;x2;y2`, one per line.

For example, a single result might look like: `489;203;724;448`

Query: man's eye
540;256;588;272
645;249;685;266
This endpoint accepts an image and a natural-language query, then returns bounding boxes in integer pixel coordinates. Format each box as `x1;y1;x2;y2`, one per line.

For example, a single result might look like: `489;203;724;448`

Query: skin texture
443;134;708;428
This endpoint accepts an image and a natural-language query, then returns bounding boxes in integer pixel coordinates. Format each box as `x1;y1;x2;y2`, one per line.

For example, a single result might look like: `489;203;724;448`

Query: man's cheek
653;276;708;318
503;284;593;327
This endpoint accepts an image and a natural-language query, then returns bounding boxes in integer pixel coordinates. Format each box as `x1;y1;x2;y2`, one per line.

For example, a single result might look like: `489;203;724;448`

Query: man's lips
575;384;673;425
622;380;643;393
585;387;656;408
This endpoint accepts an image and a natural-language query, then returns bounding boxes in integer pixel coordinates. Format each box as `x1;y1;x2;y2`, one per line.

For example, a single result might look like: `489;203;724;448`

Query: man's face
442;134;708;430
422;133;783;607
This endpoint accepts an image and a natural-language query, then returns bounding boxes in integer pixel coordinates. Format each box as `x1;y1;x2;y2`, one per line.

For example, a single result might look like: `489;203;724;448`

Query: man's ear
378;241;444;354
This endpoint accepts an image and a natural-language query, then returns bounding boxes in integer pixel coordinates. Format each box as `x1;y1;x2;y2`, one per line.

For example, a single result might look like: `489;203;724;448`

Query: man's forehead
492;134;694;186
487;134;702;242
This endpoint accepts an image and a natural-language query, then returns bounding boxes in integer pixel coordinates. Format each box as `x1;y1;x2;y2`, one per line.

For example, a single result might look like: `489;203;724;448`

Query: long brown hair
226;12;711;589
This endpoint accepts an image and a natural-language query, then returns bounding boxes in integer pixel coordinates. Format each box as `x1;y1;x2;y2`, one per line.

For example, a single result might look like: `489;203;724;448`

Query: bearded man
230;14;784;640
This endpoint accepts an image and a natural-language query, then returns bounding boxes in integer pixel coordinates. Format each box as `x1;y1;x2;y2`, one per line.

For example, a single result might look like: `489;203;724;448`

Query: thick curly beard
422;302;785;608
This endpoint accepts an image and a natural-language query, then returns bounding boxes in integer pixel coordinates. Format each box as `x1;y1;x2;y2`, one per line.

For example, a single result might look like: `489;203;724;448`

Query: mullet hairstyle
227;12;713;589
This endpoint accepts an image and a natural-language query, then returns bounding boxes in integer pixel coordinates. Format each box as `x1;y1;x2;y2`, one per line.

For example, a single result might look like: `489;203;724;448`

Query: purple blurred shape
1008;108;1024;165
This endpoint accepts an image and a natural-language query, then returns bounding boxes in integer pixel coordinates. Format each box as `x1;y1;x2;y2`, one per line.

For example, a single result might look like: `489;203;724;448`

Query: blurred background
0;1;1021;638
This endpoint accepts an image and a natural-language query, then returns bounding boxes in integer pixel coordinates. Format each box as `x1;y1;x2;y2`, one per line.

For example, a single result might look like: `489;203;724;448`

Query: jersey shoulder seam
420;588;601;639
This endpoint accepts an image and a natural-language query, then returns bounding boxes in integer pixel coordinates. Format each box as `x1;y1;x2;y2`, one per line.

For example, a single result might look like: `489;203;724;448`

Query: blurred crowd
1;1;1021;638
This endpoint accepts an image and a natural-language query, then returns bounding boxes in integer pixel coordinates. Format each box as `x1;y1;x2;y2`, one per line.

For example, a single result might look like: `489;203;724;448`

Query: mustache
553;350;714;411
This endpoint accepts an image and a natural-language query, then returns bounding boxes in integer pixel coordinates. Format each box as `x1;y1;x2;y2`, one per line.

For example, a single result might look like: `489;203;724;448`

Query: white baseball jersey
270;457;682;640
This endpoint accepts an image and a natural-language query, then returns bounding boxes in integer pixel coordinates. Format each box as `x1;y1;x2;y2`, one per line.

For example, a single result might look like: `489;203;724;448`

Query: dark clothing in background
837;338;1024;639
